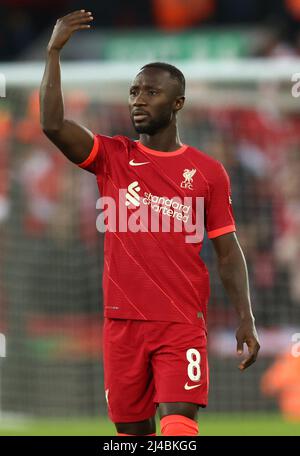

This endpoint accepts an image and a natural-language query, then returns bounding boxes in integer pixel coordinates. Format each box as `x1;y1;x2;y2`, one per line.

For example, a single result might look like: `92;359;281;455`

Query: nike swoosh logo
184;382;202;390
129;159;150;166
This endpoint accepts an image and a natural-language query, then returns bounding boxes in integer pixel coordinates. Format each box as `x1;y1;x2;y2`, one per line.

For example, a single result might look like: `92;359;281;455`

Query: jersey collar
136;141;188;157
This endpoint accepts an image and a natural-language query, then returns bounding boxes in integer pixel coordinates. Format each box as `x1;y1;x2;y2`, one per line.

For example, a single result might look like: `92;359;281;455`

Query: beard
131;111;172;135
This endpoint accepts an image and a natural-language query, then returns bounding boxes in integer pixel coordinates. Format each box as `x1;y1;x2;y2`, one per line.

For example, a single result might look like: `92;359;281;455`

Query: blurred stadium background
0;0;300;436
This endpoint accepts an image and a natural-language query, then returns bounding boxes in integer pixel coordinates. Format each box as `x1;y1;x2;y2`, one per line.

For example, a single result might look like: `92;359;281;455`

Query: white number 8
186;348;201;382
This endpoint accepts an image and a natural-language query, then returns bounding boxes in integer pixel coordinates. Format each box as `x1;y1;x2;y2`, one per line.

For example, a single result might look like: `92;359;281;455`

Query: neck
139;122;182;152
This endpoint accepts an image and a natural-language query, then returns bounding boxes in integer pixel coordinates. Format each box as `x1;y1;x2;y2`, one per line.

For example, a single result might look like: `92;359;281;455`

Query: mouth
132;111;149;122
133;114;148;122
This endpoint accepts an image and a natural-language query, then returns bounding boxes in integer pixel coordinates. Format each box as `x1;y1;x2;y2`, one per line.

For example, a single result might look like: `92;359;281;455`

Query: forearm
40;49;64;131
217;242;254;321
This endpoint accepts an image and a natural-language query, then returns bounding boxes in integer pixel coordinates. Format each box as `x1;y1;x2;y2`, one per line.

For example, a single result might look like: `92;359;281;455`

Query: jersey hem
103;313;207;330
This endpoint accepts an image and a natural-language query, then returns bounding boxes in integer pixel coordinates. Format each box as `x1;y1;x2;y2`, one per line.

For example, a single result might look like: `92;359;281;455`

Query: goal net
0;60;299;423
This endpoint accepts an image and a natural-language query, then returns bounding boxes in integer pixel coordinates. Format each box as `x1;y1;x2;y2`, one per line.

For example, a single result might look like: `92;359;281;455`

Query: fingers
238;353;255;371
58;11;93;26
238;340;260;371
69;11;93;21
69;13;94;26
76;25;92;30
64;10;92;19
70;21;93;31
59;11;93;33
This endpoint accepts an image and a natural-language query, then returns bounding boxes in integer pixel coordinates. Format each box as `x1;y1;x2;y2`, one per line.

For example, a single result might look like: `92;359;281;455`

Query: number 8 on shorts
186;348;201;382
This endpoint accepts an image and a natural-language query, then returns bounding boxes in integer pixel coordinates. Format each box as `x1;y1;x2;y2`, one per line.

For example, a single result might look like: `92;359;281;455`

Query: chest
109;149;209;200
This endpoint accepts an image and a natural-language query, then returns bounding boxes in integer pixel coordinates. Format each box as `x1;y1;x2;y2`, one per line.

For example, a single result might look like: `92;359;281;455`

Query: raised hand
47;10;93;52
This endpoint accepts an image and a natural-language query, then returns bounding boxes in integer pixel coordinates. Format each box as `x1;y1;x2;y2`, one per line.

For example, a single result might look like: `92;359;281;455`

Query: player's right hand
47;10;93;52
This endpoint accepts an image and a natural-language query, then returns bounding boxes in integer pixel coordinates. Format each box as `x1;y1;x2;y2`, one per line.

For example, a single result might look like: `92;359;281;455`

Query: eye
129;89;137;96
149;90;157;96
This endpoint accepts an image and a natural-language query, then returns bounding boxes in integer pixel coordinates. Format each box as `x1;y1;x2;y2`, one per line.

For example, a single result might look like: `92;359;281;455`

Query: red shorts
103;318;209;423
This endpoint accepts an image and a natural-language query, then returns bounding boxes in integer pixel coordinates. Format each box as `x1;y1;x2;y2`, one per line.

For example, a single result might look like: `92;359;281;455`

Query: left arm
211;232;260;371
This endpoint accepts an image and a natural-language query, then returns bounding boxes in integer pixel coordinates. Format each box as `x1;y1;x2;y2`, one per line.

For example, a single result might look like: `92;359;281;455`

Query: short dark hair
140;62;185;96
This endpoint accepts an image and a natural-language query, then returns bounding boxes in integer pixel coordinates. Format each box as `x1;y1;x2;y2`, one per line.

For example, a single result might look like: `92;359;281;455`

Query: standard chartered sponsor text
96;189;204;243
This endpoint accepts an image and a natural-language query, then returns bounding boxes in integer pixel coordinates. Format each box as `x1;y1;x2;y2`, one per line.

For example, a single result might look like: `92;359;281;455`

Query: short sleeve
205;163;236;239
77;134;102;175
77;134;127;175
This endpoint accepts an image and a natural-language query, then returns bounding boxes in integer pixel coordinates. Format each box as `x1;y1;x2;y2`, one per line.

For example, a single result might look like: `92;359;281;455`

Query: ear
174;96;185;112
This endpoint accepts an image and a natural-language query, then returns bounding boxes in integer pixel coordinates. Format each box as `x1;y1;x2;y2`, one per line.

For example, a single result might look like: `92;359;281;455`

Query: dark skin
40;11;260;436
40;10;94;162
128;68;185;151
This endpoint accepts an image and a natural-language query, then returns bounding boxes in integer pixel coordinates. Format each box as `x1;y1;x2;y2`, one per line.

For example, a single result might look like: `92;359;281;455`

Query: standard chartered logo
125;180;191;222
143;192;191;223
125;181;141;207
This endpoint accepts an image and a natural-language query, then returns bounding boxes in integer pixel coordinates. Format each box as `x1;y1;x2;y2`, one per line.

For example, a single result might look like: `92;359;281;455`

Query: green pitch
0;413;299;436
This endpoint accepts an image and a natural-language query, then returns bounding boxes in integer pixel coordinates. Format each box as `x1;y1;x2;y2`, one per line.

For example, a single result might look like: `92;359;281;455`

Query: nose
133;92;147;106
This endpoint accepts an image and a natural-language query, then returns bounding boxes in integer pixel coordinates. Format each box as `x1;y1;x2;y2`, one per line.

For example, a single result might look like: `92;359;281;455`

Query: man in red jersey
40;10;260;436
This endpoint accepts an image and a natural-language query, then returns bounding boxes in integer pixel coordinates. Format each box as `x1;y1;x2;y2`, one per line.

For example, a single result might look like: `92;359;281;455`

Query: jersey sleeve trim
78;135;99;169
207;224;236;239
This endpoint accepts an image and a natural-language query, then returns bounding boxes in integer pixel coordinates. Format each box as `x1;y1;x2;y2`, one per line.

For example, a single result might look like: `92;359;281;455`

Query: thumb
236;339;244;355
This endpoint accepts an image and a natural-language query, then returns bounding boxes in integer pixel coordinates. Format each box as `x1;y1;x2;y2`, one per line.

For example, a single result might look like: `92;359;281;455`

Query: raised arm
40;10;94;164
211;232;260;371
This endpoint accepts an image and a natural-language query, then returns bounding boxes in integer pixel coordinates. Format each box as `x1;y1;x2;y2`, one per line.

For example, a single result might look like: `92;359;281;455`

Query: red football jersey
78;135;235;329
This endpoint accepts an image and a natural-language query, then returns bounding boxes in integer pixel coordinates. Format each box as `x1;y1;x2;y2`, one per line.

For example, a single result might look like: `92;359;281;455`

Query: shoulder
95;134;134;151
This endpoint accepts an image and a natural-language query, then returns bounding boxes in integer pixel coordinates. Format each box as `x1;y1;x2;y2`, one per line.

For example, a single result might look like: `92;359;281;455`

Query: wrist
47;46;61;55
240;314;255;324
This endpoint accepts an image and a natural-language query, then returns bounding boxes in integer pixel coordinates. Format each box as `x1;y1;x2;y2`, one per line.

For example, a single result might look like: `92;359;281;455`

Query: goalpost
0;59;299;420
1;59;299;104
0;333;6;420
